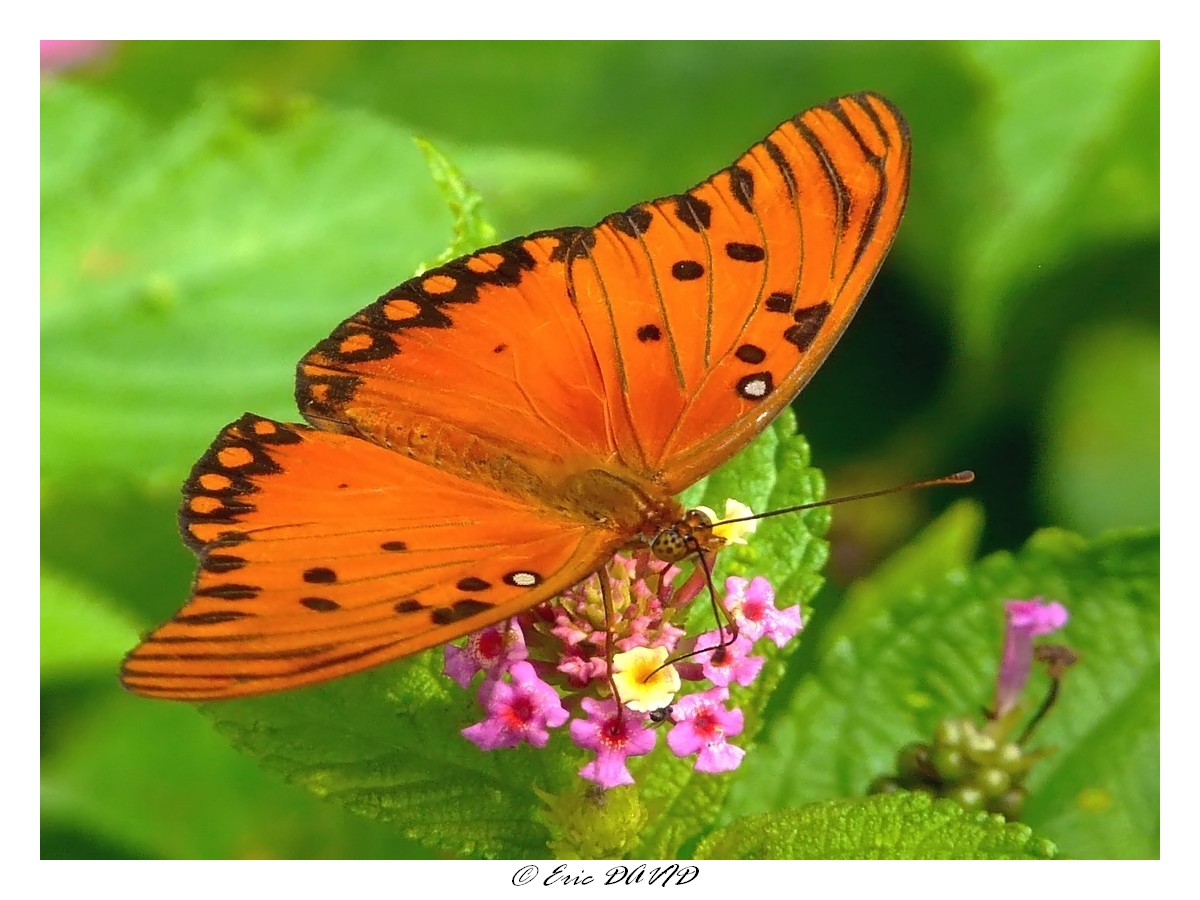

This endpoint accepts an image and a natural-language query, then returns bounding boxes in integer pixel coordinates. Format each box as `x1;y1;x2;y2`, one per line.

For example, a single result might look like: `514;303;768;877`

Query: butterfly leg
698;548;741;653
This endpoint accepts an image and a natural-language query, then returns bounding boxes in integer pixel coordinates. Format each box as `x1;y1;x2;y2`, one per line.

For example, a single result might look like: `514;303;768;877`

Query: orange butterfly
121;92;910;701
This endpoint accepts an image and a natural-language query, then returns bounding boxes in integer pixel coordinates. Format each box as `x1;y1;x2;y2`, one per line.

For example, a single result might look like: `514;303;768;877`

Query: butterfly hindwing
121;414;624;700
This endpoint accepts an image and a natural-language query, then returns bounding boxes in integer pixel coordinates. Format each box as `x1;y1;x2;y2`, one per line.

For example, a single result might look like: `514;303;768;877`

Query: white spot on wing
741;377;768;398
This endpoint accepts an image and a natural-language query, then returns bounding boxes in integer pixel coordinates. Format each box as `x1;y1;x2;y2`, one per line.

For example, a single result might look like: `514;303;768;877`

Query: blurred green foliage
41;41;1158;859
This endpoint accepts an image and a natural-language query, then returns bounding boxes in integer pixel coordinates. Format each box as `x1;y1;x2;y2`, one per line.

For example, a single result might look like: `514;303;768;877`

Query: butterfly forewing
569;92;910;491
293;92;908;495
295;230;626;482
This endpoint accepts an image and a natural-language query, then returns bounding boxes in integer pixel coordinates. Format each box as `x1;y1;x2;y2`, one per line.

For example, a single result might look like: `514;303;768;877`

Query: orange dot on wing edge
466;252;504;274
217;446;255;468
187;523;223;543
421;274;457;294
199;473;233;491
383;298;422;321
339;333;374;354
190;495;223;514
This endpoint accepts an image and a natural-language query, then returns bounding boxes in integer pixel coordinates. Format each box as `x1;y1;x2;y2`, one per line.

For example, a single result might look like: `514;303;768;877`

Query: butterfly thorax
554;466;684;538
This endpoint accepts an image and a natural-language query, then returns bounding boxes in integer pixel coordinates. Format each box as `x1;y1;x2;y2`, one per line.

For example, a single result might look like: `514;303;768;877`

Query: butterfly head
649;508;724;563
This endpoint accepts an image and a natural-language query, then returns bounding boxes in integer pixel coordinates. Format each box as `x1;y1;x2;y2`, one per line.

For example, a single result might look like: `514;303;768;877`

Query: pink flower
556;649;608;689
462;661;568;751
443;620;527;689
667;687;745;774
443;541;782;788
569;697;657;789
694;632;764;688
724;575;802;647
992;598;1070;718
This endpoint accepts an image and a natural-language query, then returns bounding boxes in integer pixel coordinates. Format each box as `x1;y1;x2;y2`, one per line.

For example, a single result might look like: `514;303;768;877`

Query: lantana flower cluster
443;501;803;789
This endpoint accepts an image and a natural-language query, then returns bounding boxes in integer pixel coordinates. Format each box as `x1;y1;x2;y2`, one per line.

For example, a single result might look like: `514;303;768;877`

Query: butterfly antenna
708;470;975;530
641;473;974;693
645;471;975;682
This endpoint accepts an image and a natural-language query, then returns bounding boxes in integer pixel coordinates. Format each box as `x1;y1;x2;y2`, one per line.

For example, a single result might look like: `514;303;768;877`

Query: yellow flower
611;647;681;713
695;498;758;545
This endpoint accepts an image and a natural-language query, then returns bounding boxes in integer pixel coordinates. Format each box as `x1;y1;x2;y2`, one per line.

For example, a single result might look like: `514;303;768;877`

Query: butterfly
121;91;910;701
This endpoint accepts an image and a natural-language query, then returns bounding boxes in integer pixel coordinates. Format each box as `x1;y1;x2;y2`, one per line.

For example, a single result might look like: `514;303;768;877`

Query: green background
41;41;1158;858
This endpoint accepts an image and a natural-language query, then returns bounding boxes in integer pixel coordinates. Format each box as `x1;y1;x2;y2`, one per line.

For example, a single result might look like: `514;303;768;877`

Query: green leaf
813;499;985;658
41;82;455;488
42;692;423;859
1039;322;1160;534
951;41;1159;364
695;792;1058;859
206;654;579;859
723;523;1159;859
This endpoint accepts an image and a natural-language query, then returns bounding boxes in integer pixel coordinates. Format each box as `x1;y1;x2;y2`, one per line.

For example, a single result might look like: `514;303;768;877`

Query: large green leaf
696;792;1058;859
951;41;1159;365
724;521;1159;859
41;83;456;487
41;691;425;859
